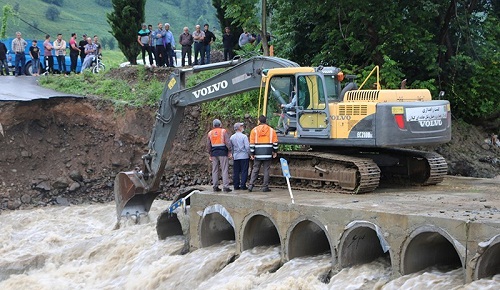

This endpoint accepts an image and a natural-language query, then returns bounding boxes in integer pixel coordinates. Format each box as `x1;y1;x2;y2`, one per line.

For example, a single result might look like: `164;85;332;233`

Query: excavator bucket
114;170;161;220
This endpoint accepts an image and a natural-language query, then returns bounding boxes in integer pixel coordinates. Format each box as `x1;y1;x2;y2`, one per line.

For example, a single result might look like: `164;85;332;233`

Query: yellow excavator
114;56;451;222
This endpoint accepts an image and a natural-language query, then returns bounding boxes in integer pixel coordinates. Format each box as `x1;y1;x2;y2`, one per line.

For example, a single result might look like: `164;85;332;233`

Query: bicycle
90;54;105;74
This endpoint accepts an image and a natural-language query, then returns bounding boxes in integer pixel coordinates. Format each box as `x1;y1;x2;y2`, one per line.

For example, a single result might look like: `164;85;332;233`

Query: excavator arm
114;56;299;221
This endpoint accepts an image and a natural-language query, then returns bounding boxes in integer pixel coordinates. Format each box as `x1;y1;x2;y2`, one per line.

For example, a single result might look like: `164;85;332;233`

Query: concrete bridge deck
161;176;500;282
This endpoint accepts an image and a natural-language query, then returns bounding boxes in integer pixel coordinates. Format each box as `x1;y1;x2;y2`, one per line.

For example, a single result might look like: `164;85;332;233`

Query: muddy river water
0;201;498;290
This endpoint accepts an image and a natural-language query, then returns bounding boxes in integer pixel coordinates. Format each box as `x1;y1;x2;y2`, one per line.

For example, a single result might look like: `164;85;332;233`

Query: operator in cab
278;84;297;134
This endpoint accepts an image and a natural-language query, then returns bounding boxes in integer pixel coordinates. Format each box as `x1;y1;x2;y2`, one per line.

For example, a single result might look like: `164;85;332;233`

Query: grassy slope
0;0;216;43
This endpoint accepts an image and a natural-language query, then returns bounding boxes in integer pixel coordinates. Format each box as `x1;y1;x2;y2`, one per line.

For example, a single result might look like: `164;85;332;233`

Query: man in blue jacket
153;22;166;67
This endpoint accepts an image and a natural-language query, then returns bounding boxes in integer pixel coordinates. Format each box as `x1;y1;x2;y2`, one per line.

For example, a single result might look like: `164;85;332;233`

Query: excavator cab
263;70;331;138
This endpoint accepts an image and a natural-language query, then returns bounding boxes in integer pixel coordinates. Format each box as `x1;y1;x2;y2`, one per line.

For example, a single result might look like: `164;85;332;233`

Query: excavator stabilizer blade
114;170;160;220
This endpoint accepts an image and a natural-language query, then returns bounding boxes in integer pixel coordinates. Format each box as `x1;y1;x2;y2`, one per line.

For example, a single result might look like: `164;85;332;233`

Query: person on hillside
11;31;27;77
248;115;278;192
69;32;81;74
153;22;166;67
78;34;87;66
138;23;153;67
0;40;10;76
222;27;234;61
93;35;102;55
206;119;232;192
148;24;156;62
81;37;97;70
53;33;67;75
29;40;40;76
43;34;54;74
164;23;176;67
230;122;250;191
203;23;216;64
238;31;255;48
192;24;205;65
179;26;193;67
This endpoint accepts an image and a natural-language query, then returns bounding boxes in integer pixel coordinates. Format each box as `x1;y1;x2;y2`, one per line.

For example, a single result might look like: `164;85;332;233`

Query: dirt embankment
0;97;217;210
0;73;499;211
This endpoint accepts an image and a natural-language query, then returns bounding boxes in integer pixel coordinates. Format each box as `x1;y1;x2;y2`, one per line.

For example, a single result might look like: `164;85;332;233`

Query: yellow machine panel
344;89;432;102
299;112;328;129
329;102;377;138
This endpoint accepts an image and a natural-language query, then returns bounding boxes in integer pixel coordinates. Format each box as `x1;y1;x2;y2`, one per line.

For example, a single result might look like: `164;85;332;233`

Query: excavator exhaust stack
114;170;160;222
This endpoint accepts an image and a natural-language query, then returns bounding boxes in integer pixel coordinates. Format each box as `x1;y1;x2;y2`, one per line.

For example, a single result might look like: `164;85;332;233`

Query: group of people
0;30;102;76
138;22;223;67
44;32;102;75
206;115;278;193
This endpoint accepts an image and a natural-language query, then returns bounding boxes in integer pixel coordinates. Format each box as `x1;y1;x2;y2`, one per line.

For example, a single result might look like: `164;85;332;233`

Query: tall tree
107;0;145;64
1;5;16;39
215;0;272;55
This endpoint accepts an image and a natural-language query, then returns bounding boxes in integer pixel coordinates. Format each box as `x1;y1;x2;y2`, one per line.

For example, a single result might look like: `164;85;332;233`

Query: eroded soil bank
0;98;213;210
0;97;499;210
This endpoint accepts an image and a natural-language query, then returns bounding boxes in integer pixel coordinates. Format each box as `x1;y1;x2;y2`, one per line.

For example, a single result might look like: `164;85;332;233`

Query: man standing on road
78;34;87;66
206;119;232;192
43;34;54;74
53;33;67;75
93;35;102;55
164;23;176;67
230;122;250;191
69;33;81;74
248;115;278;192
192;25;205;65
179;27;193;66
11;32;27;76
203;23;216;64
138;23;153;67
222;27;234;61
0;40;10;75
153;22;166;67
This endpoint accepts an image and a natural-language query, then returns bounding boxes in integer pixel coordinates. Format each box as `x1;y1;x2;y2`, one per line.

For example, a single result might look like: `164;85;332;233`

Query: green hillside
0;0;217;46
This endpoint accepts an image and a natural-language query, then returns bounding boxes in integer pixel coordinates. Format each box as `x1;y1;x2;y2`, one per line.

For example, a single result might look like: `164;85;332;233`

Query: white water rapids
1;201;499;289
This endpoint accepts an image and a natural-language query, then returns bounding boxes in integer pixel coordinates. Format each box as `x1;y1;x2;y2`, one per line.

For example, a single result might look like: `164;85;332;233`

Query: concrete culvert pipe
402;229;462;275
288;219;330;260
156;212;184;240
475;235;500;279
242;214;280;251
338;222;390;268
200;212;235;247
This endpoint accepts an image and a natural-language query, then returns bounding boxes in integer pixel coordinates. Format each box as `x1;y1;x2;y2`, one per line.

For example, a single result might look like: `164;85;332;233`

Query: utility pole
261;0;269;56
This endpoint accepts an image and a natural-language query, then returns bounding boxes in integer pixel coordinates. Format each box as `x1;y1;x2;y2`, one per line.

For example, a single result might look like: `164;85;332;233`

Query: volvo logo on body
192;81;229;98
418;119;442;127
331;115;352;121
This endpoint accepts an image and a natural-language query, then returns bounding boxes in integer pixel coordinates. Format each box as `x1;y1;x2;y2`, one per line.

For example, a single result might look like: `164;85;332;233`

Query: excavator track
371;148;448;186
268;151;381;194
263;148;447;193
318;147;449;187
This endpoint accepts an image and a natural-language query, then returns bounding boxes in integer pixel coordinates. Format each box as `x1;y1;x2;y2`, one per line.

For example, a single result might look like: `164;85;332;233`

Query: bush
45;5;60;21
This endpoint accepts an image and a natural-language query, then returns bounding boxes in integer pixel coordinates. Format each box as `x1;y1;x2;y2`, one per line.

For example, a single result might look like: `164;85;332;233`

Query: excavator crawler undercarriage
266;148;447;193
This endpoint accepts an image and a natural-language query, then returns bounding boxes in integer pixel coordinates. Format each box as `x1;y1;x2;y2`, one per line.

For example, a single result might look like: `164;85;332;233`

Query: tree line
108;0;499;125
